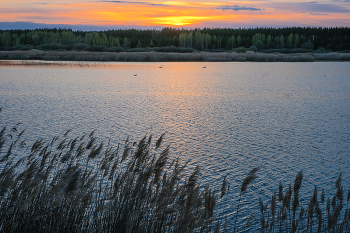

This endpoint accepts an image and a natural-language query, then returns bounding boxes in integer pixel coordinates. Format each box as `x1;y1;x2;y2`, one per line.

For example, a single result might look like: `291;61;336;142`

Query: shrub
73;43;89;51
152;46;195;53
126;47;151;52
314;47;332;53
13;45;35;51
234;46;247;53
36;43;73;51
104;47;125;52
248;45;258;52
301;41;314;50
83;45;108;52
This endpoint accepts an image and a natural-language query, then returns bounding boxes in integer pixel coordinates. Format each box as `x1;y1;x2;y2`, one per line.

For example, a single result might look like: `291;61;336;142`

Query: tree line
0;27;349;52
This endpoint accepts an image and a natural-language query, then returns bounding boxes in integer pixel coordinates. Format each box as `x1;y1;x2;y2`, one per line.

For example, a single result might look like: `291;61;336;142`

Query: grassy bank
1;114;350;232
1;50;350;62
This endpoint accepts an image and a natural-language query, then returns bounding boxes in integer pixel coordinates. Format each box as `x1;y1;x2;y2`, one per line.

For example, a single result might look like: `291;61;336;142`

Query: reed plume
234;167;260;233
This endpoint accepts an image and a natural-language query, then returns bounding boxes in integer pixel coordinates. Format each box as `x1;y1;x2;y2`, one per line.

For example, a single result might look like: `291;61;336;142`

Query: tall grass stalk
0;121;228;232
233;167;260;233
1;114;350;232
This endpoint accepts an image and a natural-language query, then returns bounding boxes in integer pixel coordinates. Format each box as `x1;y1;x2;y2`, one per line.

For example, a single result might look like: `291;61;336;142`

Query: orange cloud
0;0;349;28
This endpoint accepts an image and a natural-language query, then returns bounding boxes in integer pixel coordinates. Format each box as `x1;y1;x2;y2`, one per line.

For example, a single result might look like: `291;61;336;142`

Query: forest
0;27;349;53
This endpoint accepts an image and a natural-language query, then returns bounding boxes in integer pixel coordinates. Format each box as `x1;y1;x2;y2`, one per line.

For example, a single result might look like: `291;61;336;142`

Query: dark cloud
309;13;329;15
303;3;350;12
273;2;350;13
216;5;261;11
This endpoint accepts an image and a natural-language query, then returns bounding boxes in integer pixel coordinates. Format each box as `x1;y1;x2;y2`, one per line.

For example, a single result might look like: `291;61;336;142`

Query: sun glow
163;1;188;6
151;16;212;26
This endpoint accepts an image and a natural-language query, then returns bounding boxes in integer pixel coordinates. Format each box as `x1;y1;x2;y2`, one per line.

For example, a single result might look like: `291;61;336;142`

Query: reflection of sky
0;0;350;28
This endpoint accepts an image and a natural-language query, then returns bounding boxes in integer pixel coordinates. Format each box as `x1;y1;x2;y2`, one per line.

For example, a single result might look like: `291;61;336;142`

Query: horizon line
1;21;350;32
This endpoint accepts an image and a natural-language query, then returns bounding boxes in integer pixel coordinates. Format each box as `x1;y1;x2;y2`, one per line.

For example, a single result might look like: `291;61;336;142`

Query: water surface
1;61;349;230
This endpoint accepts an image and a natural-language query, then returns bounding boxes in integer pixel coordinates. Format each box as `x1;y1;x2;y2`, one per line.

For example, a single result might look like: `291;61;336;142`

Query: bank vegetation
1;50;350;62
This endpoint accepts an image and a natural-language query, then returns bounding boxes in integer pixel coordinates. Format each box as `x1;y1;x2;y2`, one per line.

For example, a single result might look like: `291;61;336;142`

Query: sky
1;0;350;30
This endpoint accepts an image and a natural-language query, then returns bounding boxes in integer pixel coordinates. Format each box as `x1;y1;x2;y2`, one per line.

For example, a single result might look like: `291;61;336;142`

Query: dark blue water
1;61;349;231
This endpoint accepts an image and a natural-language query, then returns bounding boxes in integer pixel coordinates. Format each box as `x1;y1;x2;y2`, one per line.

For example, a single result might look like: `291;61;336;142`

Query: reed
0;123;225;232
0;50;349;62
1;115;349;232
233;167;260;233
256;172;350;233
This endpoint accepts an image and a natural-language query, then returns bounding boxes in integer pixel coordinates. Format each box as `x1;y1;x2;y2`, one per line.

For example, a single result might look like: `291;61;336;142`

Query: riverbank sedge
0;50;350;62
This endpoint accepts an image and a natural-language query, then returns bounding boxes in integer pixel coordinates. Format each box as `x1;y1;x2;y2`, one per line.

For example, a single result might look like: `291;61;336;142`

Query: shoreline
0;50;350;62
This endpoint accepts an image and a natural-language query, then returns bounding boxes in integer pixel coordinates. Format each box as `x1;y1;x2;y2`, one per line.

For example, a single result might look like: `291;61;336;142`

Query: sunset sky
1;0;350;29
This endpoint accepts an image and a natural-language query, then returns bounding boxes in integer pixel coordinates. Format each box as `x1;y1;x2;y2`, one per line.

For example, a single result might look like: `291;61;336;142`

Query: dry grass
1;50;349;62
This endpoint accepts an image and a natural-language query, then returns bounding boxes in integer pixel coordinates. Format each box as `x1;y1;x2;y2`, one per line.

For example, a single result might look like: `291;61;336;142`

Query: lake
0;61;349;230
